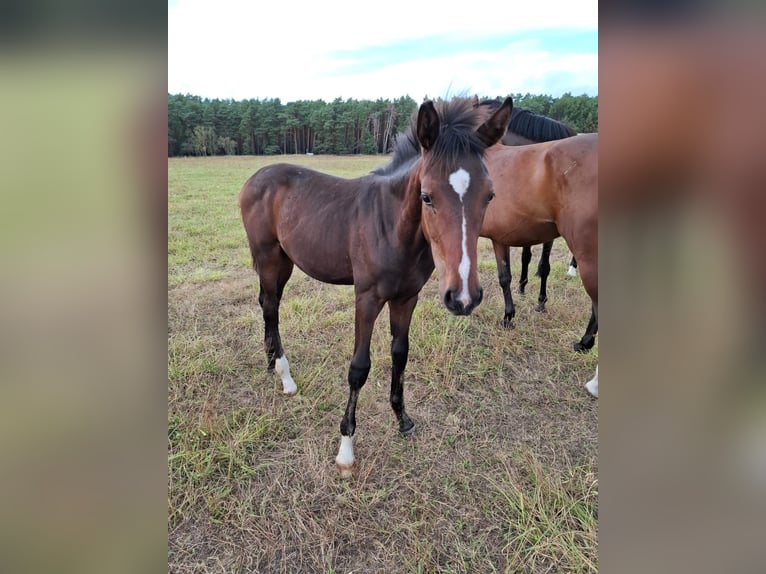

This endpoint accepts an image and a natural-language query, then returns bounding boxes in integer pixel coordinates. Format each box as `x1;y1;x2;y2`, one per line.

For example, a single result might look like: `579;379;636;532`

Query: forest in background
168;92;598;157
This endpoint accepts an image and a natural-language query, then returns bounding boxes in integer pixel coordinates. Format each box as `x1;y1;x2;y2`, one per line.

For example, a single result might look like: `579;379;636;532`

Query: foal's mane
372;97;492;177
480;97;577;142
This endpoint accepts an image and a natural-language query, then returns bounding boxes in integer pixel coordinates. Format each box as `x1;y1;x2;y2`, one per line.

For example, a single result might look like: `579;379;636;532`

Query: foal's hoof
535;304;547;313
399;415;416;437
502;315;515;329
335;461;356;479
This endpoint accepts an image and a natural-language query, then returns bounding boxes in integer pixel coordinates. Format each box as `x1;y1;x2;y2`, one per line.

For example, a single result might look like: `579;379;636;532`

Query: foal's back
239;163;369;285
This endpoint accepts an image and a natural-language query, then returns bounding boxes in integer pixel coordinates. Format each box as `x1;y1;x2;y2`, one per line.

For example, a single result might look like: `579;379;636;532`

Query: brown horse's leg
518;246;532;294
574;305;598;352
535;240;553;312
388;294;418;436
492;241;516;328
568;255;579;276
585;304;598;397
336;291;385;477
585;365;598;398
571;250;598;355
256;245;296;394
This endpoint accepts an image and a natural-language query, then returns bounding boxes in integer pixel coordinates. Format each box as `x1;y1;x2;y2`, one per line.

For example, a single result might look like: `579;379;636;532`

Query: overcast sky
168;0;597;102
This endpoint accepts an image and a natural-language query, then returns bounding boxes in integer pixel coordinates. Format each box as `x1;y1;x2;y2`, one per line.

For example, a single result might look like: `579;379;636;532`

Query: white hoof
335;435;355;477
275;355;298;395
585;366;598;398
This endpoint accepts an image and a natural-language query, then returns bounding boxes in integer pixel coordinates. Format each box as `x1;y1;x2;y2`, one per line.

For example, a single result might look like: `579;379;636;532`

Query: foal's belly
288;248;354;285
278;232;354;285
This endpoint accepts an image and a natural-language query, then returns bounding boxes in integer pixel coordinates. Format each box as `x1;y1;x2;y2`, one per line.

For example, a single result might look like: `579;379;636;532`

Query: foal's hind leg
534;241;553;312
492;242;516;327
388;294;418;436
518;246;532;295
335;291;385;477
574;305;598;353
256;246;296;394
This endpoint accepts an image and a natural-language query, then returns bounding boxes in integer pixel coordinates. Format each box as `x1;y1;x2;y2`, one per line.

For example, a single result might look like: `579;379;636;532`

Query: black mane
508;107;577;141
480;97;577;142
374;98;577;176
373;97;490;177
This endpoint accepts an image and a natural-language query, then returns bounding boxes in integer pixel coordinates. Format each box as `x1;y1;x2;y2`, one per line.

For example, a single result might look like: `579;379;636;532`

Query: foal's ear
417;100;440;151
476;96;513;148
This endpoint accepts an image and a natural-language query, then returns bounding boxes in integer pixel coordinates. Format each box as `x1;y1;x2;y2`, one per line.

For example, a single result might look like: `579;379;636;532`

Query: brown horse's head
416;97;512;315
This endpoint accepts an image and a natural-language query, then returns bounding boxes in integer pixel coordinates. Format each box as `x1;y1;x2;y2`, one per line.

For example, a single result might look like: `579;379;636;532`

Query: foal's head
416;96;512;315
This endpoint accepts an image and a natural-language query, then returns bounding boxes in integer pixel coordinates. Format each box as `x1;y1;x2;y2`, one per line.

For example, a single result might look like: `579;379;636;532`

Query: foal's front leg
388;294;418;436
335;291;385;478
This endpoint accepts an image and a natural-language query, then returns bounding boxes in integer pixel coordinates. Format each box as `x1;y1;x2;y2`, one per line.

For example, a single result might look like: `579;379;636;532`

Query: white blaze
275;355;297;395
449;168;472;307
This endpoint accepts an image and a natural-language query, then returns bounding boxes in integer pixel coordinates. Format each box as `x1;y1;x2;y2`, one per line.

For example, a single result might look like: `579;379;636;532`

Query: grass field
168;155;598;573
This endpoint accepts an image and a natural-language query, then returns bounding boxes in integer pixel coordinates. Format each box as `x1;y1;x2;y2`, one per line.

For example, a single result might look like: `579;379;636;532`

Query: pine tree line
168;92;597;157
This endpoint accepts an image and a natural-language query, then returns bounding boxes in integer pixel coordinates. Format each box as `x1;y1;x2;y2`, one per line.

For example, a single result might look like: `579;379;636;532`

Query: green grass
168;155;598;573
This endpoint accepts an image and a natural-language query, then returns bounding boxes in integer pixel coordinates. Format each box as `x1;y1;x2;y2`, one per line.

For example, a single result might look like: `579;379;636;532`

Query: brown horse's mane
373;97;490;177
480;98;577;142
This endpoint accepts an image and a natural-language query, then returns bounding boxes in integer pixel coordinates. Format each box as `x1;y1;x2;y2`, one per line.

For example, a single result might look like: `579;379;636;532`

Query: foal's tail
239;173;262;274
246;239;260;273
239;163;291;276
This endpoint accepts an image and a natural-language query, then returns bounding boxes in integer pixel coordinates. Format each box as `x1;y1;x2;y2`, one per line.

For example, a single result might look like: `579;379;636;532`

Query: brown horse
239;97;513;475
481;134;599;394
487;103;580;322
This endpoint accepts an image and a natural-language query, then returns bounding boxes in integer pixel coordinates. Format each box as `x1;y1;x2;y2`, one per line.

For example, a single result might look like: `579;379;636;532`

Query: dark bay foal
239;97;513;475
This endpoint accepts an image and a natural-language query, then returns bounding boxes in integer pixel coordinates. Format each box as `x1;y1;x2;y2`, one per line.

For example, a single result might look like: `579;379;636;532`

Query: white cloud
168;0;598;101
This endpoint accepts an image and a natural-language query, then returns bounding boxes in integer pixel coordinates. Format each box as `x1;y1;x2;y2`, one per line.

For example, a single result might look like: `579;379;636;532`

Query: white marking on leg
567;265;578;276
585;365;598;398
335;435;355;477
449;168;472;307
274;355;297;395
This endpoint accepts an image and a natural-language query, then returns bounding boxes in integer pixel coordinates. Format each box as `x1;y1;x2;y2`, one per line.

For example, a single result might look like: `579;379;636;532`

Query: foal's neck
394;168;427;249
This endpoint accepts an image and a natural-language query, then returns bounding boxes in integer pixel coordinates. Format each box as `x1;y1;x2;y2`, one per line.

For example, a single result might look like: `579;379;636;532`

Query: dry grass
168;155;598;573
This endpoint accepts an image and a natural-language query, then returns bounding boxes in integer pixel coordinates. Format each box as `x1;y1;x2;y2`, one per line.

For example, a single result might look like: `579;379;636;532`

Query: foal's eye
487;192;495;203
421;192;433;206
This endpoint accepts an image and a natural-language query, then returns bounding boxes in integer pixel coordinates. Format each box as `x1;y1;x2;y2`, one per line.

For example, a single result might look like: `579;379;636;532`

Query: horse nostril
444;289;456;308
476;287;484;304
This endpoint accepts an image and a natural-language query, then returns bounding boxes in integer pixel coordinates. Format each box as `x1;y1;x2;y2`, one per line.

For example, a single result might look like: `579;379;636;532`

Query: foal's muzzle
444;287;483;316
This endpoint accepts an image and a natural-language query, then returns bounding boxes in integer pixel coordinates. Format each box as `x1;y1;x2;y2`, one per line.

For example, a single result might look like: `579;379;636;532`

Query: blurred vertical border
0;1;167;573
600;1;766;573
